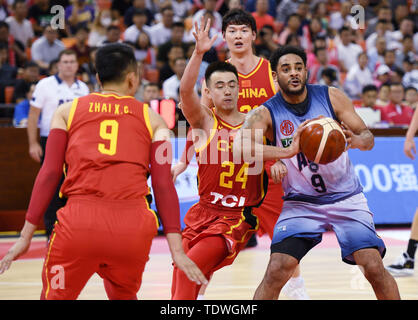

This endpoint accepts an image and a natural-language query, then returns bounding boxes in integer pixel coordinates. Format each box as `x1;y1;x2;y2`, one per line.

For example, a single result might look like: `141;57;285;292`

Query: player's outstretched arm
234;106;301;162
329;87;374;151
0;102;71;274
179;17;217;129
404;107;418;160
149;109;208;285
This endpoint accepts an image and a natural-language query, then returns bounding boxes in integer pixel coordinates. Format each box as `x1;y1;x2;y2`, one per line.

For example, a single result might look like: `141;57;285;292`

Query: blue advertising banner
150;137;418;230
348;137;418;225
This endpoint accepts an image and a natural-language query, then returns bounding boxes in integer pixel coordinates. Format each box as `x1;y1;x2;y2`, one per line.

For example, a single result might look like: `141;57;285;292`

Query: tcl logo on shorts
280;120;294;136
210;192;246;207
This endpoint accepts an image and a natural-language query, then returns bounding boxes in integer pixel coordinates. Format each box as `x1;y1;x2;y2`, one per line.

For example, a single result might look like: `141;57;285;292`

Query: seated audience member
156;21;188;69
404;86;417;110
30;25;65;71
134;60;149;101
13;60;39;103
402;59;418;91
367;35;386;73
355;84;381;128
124;0;154;27
278;13;301;46
148;6;175;47
159;45;185;86
0;20;26;67
192;0;223;32
142;82;160;103
69;26;91;67
336;26;363;73
100;25;122;46
381;82;414;126
251;0;275;31
344;51;374;99
162;57;187;102
27;0;53;37
13;83;36;127
319;67;339;88
255;25;278;59
134;32;156;68
0;42;17;98
65;0;95;36
87;9;112;47
172;0;194;20
123;8;151;44
309;46;339;85
5;0;34;49
374;64;391;89
375;83;391;108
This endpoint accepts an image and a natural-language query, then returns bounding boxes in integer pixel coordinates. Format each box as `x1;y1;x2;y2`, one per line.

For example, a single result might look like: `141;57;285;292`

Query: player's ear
271;71;277;82
95;74;102;89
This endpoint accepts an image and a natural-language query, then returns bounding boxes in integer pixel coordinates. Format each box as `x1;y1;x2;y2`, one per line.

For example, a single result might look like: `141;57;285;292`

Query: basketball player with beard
235;45;400;300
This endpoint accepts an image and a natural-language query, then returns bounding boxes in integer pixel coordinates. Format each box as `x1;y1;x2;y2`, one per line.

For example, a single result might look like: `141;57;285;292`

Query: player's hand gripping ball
299;117;346;164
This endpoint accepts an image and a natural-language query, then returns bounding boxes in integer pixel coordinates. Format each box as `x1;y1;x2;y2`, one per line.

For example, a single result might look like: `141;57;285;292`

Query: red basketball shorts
40;196;158;300
182;202;258;271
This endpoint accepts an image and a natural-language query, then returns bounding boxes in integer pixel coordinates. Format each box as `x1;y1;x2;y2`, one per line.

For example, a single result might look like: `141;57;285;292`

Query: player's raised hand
193;16;218;55
404;138;416;160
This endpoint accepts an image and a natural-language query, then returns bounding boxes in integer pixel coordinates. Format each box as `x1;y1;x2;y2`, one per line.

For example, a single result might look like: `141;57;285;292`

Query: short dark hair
222;9;257;33
389;82;404;90
132;8;147;17
205;61;238;86
405;86;417;93
270;45;307;72
24;61;40;69
58;49;77;61
95;43;138;84
362;84;378;94
0;21;9;30
144;82;160;90
172;21;185;29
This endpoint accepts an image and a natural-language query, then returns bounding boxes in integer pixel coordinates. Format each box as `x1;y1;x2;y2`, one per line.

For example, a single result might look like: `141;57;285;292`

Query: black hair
24;60;40;69
172;21;185;29
362;84;378;94
270;45;307;72
95;43;138;84
0;21;9;30
222;9;257;33
339;26;350;34
322;67;337;82
132;8;147;17
204;61;238;86
405;86;417;92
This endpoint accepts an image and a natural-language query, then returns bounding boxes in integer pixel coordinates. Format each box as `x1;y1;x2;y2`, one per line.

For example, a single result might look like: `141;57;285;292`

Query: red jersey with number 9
60;93;153;199
231;57;277;114
195;110;267;211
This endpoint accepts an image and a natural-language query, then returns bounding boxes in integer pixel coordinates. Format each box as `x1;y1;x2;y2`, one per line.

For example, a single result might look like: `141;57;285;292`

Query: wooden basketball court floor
0;229;417;300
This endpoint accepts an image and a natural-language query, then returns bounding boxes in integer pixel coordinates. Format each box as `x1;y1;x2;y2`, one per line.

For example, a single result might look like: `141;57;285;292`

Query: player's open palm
193;16;218;55
404;138;416;160
0;236;31;274
173;252;208;286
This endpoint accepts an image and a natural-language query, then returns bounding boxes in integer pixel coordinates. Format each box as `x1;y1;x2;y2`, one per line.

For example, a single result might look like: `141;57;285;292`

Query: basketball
299;117;346;164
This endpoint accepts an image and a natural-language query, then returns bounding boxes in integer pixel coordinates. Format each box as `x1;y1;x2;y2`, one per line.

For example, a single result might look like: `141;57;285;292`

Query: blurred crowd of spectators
0;0;417;128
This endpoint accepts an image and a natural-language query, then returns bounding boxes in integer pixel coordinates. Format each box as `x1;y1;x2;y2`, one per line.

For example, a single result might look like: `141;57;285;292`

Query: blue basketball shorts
271;193;386;265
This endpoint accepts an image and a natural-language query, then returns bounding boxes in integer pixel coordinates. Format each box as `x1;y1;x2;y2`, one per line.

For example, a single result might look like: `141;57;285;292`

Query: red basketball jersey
233;57;277;113
60;93;153;199
195;110;267;211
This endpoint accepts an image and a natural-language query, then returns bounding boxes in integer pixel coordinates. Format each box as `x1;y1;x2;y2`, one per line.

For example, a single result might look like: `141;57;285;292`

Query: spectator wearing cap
5;0;34;49
148;6;175;47
336;26;363;73
13;60;40;103
381;82;414;126
374;64;391;88
355;84;381;128
124;0;154;27
30;25;65;71
344;51;374;100
123;8;151;44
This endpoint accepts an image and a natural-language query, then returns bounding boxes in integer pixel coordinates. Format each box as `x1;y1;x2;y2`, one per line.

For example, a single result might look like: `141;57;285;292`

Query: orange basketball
299;117;346;164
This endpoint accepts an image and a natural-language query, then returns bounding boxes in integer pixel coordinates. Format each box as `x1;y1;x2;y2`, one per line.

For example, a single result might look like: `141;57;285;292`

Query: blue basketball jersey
264;84;362;204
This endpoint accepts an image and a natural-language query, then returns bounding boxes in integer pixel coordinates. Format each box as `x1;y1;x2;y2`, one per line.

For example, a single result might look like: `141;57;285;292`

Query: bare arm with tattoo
234;105;302;162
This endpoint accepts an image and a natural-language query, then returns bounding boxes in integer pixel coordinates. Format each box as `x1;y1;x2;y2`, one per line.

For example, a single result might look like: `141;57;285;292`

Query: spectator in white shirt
367;35;386;72
329;1;358;32
5;0;34;48
344;51;374;100
163;56;187;101
366;19;397;52
123;8;151;43
336;26;363;73
149;6;175;47
192;0;223;32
